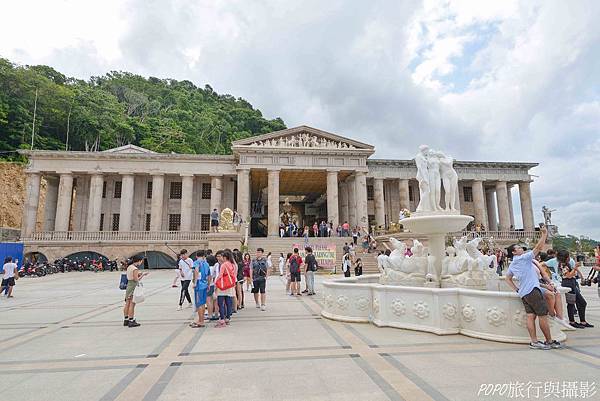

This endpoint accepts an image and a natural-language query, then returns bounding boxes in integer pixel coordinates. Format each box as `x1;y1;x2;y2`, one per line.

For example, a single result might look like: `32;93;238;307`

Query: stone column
267;169;280;237
326;170;340;228
210;175;223;212
119;174;135;232
54;173;74;232
495;181;511;231
519;181;535;231
354;171;368;231
21;171;41;237
398;179;410;212
373;177;385;228
85;173;104;231
485;189;498;231
237;169;250;222
472;180;486;227
180;174;194;231
347;176;356;227
339;182;349;225
43;175;59;231
150;174;165;231
507;184;515;229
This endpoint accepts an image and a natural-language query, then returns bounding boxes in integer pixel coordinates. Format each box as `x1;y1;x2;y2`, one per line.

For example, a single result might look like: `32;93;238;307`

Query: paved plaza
0;271;598;401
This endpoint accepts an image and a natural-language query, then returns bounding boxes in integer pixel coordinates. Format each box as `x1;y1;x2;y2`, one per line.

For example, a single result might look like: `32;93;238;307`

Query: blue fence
0;242;24;270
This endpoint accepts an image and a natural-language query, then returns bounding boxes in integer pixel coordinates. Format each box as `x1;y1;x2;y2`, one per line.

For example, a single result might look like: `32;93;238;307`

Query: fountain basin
401;214;474;234
321;274;567;344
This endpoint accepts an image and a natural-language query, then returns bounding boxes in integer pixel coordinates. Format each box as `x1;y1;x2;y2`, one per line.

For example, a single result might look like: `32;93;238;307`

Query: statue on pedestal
414;145;460;214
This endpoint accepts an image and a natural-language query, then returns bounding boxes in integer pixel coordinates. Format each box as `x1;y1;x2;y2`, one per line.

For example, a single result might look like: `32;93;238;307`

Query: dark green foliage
0;59;286;158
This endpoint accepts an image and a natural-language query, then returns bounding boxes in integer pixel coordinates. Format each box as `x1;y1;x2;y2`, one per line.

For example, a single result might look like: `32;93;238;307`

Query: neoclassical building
20;126;537;247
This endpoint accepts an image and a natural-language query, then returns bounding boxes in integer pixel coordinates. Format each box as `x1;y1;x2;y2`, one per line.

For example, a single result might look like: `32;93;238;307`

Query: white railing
450;230;542;241
24;231;210;242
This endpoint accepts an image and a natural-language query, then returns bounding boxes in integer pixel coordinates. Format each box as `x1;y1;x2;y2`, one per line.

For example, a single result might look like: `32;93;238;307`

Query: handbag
133;282;145;304
565;292;576;305
119;273;128;290
216;263;236;291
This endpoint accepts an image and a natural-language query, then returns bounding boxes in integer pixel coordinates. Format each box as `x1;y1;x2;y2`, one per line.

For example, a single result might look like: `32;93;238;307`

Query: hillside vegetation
0;58;286;158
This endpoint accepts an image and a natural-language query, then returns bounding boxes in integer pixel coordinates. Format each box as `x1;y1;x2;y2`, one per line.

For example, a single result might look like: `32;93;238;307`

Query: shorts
522;288;548;316
210;220;219;227
251;279;266;294
290;272;301;282
194;285;208;308
1;277;15;287
207;285;215;297
125;281;137;301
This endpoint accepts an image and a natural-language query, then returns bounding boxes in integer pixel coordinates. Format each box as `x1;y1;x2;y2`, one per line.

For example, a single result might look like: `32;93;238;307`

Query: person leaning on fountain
505;225;562;350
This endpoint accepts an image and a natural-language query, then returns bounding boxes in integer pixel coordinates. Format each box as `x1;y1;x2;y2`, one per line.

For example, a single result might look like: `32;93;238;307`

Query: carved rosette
442;303;457;320
413;301;430;319
373;297;380;314
390;298;406;317
486;307;507;327
336;295;349;310
462;304;476;322
355;296;369;311
325;294;334;309
513;309;527;327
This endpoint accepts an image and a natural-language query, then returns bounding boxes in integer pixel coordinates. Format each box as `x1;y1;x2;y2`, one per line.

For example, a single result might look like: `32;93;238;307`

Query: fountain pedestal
400;214;474;279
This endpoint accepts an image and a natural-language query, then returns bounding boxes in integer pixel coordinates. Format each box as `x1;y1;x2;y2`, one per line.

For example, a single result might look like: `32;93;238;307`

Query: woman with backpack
214;250;237;328
123;255;148;328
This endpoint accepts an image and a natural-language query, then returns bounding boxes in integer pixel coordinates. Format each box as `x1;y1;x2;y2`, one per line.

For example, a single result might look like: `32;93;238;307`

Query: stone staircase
246;237;381;275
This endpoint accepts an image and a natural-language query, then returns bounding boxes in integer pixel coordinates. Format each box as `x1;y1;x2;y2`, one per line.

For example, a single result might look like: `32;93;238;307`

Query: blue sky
1;0;598;238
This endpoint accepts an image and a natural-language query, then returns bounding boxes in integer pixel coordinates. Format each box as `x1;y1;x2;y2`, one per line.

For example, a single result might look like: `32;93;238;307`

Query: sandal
189;322;205;328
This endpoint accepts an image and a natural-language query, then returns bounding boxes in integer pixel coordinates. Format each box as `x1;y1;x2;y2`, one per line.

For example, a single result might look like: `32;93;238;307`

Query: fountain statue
320;145;568;345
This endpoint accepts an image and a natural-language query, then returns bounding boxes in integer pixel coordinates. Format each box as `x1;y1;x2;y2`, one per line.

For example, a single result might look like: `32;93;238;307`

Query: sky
1;0;599;239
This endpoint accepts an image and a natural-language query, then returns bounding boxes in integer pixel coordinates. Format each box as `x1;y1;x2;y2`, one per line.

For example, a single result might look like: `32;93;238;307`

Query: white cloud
1;0;598;238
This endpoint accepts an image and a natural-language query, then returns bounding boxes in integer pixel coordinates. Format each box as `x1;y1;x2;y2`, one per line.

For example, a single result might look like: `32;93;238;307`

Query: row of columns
472;180;535;231
21;171;226;235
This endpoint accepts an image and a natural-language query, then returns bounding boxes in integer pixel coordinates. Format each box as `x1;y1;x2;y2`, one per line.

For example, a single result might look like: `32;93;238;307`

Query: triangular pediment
232;125;374;150
102;144;157;154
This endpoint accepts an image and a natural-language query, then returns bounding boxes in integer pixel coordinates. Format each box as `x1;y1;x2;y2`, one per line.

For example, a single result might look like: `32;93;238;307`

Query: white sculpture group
250;133;356;149
378;238;437;286
415;145;459;213
441;237;495;288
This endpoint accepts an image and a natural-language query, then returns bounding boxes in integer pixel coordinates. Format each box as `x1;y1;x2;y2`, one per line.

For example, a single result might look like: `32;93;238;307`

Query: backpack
253;259;268;279
289;255;300;274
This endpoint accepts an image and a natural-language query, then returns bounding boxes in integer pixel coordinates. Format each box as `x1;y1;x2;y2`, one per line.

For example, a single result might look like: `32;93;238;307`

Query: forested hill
0;58;286;158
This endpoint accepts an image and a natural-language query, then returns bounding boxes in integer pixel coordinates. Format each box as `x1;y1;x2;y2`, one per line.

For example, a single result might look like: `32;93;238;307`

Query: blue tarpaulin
0;242;24;270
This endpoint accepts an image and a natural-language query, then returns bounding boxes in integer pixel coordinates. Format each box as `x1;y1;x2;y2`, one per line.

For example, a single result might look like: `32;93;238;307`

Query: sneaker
186;303;192;308
581;322;594;328
177;305;183;311
529;341;551;350
209;315;219;321
256;304;260;308
123;319;129;327
570;322;585;329
302;290;308;293
128;320;140;328
261;305;266;311
545;340;563;349
556;318;576;330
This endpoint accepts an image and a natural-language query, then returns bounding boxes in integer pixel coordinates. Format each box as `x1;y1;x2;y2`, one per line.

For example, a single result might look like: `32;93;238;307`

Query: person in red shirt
288;248;303;296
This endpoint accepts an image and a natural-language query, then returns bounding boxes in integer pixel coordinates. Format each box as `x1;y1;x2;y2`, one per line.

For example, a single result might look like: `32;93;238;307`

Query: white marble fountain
321;145;567;344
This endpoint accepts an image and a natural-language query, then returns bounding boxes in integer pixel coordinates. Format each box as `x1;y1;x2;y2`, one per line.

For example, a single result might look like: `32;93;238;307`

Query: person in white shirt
178;249;194;310
1;257;18;298
278;253;285;276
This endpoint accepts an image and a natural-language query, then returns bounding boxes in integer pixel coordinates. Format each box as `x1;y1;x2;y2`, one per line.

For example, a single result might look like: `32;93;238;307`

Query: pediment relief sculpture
249;133;356;149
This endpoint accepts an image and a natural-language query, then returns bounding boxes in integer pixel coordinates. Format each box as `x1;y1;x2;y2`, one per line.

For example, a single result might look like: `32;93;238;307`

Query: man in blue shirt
506;226;561;350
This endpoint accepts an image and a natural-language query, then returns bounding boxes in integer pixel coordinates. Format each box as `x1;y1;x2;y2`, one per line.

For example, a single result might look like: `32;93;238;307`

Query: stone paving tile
0;271;598;401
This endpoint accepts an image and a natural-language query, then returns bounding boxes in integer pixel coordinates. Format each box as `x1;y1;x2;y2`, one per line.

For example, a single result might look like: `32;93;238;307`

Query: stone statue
437;152;459;211
441;237;494;288
379;238;437;286
414;145;461;214
542;206;555;226
427;152;442;211
415;145;432;212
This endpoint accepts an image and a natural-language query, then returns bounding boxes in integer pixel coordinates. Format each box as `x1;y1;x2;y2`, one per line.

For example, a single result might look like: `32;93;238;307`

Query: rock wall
0;162;46;230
